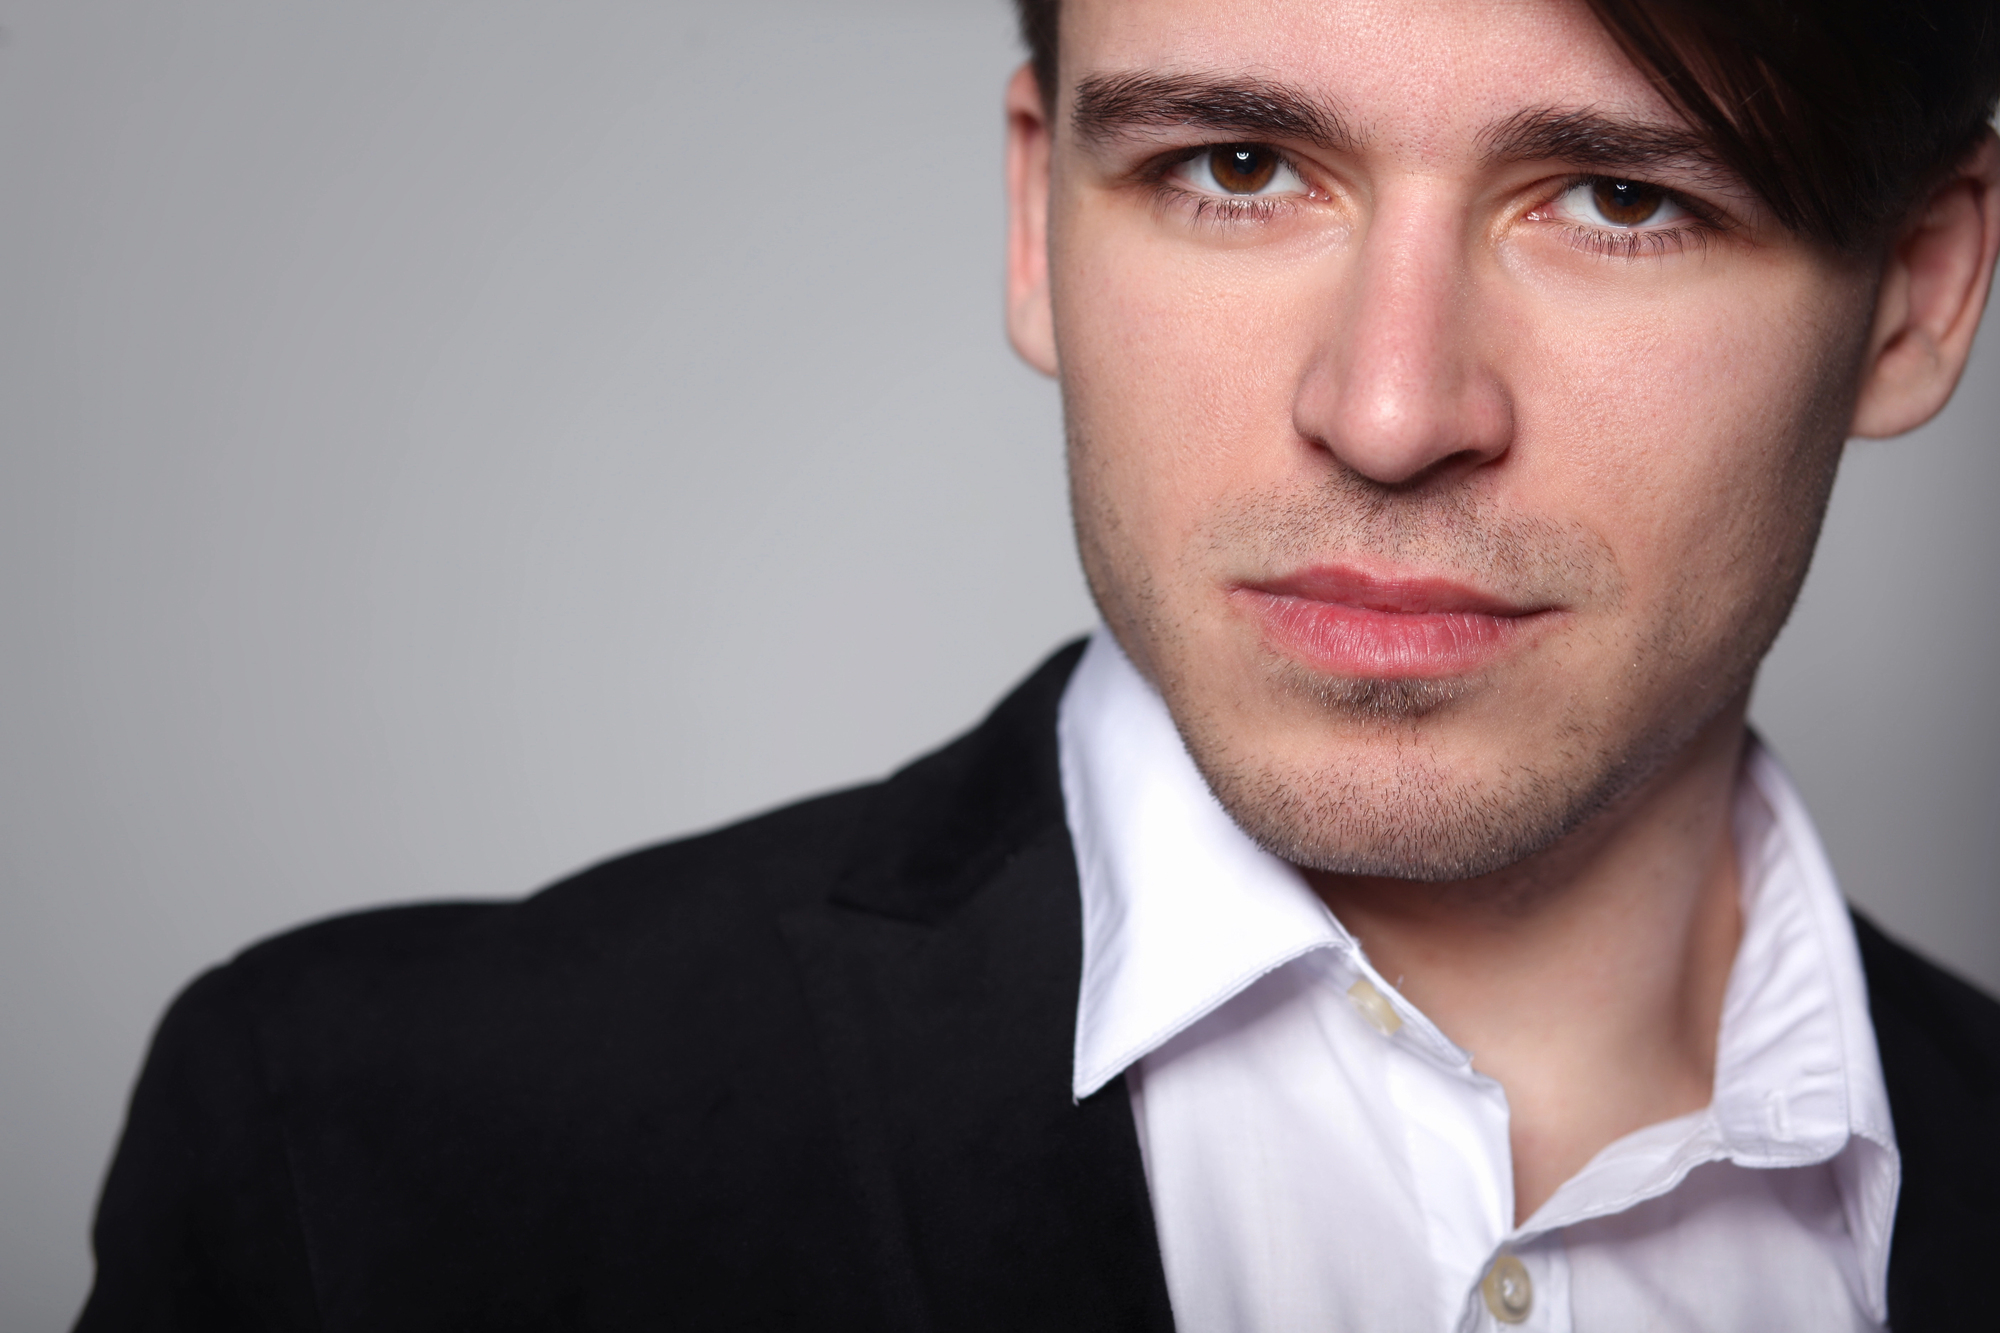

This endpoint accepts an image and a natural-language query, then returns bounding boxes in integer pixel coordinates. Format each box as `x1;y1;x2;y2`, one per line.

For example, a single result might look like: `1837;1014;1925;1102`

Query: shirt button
1346;978;1403;1036
1481;1253;1532;1324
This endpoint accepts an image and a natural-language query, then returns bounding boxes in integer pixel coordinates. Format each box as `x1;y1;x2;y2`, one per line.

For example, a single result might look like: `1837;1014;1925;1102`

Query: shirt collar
1059;626;1899;1317
1061;629;1349;1101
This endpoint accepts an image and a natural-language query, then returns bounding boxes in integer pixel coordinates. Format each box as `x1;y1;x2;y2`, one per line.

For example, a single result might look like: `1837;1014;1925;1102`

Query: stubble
1068;429;1789;884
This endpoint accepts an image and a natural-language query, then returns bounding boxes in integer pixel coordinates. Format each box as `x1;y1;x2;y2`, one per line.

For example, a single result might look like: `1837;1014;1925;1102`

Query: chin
1271;662;1480;724
1166;663;1657;883
1197;738;1617;882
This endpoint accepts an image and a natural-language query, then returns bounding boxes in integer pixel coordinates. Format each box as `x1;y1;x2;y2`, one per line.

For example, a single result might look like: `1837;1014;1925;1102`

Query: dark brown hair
1012;0;2000;250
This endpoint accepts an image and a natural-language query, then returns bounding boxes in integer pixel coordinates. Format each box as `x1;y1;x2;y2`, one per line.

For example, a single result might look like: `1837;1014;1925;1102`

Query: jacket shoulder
229;636;1090;989
231;774;883;986
81;641;1089;1329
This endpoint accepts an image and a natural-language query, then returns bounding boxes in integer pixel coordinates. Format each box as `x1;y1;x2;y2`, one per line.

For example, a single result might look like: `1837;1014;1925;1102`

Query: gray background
1;1;1993;1324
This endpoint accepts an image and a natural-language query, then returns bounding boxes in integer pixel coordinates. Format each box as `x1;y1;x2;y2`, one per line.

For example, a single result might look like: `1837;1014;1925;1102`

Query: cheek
1509;268;1865;631
1054;213;1325;555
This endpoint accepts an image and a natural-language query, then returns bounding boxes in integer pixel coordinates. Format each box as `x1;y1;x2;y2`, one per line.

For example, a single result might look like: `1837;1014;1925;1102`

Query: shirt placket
1324;946;1565;1333
1452;1230;1573;1333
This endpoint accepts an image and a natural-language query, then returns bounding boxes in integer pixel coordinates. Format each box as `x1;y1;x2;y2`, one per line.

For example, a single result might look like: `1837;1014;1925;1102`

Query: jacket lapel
781;650;2000;1332
1853;910;2000;1333
781;644;1175;1332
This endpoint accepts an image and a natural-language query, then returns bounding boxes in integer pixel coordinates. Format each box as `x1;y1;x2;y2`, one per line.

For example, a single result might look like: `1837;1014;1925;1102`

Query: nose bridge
1298;181;1511;485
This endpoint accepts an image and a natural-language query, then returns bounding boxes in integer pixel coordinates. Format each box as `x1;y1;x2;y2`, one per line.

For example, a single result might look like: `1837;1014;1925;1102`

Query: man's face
1030;0;1879;879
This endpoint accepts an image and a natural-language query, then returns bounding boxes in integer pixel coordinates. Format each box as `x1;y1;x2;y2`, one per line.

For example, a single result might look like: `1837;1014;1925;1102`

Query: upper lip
1242;565;1545;617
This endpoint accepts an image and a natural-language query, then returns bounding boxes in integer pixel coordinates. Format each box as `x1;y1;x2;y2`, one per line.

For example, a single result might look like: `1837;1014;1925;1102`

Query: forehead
1062;0;1681;155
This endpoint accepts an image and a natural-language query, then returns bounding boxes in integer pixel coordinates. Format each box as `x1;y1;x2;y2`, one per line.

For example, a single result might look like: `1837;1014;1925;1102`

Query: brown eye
1591;179;1666;226
1208;144;1280;194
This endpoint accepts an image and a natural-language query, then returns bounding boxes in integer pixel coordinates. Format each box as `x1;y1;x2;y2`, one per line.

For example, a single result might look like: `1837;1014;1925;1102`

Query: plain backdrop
2;2;1995;1325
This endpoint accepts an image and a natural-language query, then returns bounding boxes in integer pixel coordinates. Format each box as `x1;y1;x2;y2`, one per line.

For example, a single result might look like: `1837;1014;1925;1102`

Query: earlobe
1004;63;1059;377
1849;132;2000;438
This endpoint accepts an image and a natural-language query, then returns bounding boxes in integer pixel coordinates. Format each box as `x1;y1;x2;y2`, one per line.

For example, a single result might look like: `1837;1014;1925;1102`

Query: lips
1232;566;1551;678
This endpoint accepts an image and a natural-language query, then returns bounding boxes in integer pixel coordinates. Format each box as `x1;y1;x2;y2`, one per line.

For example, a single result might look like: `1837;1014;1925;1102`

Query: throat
1304;744;1746;1223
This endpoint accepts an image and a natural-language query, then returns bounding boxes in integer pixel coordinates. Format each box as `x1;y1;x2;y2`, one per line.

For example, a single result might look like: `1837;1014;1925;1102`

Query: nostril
1295;371;1514;486
1306;441;1503;495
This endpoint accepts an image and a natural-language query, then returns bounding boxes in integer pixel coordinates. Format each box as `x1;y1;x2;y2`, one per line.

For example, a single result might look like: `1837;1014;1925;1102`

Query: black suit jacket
77;643;2000;1331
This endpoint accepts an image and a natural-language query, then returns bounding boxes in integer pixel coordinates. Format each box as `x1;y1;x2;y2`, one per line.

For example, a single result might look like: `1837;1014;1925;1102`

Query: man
77;0;2000;1329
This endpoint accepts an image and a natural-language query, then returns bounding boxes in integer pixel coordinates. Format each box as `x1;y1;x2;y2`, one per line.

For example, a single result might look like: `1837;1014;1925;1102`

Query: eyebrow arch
1481;107;1727;179
1072;72;1355;152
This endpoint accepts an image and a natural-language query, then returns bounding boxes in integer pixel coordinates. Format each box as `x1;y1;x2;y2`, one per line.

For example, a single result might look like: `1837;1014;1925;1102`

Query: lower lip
1235;589;1538;678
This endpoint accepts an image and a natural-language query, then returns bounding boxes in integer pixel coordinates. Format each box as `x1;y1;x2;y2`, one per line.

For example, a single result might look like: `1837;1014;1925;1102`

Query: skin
1003;0;2000;1219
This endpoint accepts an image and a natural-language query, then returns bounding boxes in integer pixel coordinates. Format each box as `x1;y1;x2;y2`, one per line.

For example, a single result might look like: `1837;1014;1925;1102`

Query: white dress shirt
1059;630;1899;1332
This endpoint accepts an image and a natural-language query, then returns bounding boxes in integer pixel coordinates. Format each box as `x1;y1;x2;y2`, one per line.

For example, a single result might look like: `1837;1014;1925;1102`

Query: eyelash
1144;147;1313;229
1143;150;1723;257
1557;223;1711;259
1170;194;1299;227
1536;177;1724;259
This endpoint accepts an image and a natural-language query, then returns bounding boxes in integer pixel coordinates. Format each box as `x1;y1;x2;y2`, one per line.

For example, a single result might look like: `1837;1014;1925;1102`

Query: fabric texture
74;642;2000;1331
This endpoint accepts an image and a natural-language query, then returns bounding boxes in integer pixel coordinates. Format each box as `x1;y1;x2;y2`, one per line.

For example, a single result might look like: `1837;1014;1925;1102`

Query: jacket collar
777;633;1976;1331
780;640;1175;1333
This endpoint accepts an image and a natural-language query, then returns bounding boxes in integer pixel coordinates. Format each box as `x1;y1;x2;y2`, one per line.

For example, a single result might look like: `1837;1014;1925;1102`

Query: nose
1293;194;1513;486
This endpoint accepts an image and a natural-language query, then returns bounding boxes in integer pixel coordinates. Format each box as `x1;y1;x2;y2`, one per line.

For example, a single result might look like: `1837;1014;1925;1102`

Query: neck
1305;701;1749;1223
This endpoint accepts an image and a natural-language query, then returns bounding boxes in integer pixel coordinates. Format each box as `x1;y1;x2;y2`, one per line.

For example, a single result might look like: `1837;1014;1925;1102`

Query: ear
1005;62;1059;377
1850;131;2000;438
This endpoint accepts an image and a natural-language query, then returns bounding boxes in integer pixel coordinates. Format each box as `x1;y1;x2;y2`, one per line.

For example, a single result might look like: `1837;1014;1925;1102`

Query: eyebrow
1071;74;1732;186
1071;72;1355;151
1480;107;1727;179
